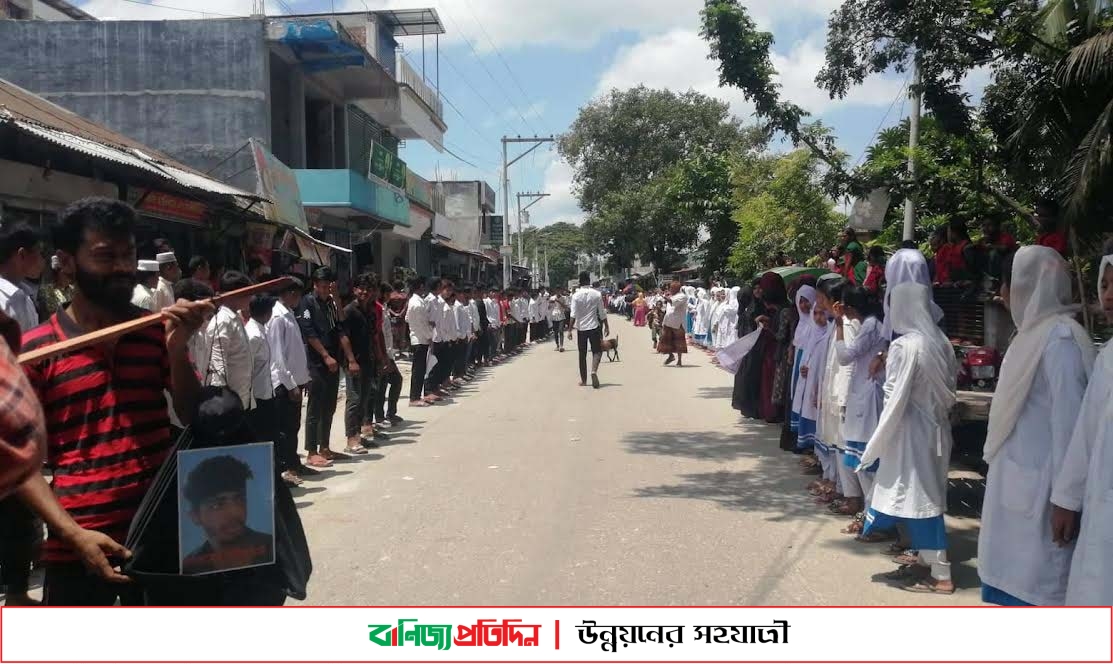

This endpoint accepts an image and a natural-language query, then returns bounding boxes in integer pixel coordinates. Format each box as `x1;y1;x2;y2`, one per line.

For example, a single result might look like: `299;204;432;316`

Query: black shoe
591;373;600;389
389;414;403;424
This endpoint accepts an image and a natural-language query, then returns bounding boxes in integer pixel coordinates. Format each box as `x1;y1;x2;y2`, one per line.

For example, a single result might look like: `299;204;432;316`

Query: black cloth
553;319;565;348
304;368;340;452
272;386;302;473
342;302;374;366
732;300;762;418
344;364;376;438
409;344;429;402
297;294;341;372
577;327;602;384
373;370;402;421
247;397;276;445
430;342;454;387
121;393;310;605
44;562;145;606
0;497;37;594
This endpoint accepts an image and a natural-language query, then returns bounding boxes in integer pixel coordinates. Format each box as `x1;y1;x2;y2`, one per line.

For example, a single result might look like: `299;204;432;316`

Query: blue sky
77;0;987;228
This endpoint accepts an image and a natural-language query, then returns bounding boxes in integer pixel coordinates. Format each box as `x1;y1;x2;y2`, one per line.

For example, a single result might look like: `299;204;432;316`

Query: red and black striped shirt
21;308;173;563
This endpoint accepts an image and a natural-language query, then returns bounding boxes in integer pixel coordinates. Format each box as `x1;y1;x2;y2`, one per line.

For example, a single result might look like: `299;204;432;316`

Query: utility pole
516;191;549;286
501;136;554;288
903;56;922;243
543;250;550;288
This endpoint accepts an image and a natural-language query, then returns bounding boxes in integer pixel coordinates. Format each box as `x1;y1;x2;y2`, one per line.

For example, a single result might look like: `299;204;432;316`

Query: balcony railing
397;57;444;121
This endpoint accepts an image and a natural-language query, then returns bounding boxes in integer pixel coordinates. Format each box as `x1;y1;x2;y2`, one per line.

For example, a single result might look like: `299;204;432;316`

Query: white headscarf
860;282;957;469
792;285;818;350
983;246;1097;463
881;249;944;339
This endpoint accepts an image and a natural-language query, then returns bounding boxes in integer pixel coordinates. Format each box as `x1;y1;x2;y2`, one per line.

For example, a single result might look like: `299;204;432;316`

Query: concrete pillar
289;72;306;169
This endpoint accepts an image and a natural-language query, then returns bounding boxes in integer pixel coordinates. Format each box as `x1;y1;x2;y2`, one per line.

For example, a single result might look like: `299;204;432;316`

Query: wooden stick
17;277;294;365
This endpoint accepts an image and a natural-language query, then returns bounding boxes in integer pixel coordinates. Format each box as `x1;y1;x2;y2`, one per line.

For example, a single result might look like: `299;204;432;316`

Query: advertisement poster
244;222;277;266
177;442;275;576
250;138;309;233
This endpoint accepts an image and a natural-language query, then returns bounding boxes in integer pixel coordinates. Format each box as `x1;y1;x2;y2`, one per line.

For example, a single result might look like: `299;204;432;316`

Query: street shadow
300;469;353;481
625;426;782;462
350;453;386;462
294;501;314;509
291;486;327;496
376;437;418;447
697;386;735;400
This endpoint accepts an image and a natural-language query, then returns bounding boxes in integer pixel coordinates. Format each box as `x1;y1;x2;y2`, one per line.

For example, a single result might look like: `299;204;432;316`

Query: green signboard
369;142;407;190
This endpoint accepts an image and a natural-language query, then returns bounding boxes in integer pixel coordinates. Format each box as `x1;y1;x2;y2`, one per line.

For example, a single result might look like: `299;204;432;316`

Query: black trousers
430;342;453;387
577;327;602;384
452;341;468;378
409;344;429;401
44;562;145;606
248;397;276;443
477;327;490;363
344;364;377;438
304;368;340;453
373;370;402;421
0;497;37;595
552;319;566;348
272;386;303;472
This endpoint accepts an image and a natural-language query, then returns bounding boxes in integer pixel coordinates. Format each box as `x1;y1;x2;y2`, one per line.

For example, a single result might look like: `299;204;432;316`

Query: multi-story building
0;0;93;20
0;8;447;284
431;180;500;284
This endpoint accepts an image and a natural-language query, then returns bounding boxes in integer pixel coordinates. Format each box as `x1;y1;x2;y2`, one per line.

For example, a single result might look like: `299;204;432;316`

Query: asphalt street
293;317;981;605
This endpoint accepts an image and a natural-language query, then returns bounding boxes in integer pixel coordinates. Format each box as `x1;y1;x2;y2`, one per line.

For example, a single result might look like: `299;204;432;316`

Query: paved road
295;317;981;606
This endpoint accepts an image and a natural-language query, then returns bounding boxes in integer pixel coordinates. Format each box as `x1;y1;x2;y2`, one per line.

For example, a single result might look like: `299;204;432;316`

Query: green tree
511;222;588;288
728;150;846;279
662;146;739;278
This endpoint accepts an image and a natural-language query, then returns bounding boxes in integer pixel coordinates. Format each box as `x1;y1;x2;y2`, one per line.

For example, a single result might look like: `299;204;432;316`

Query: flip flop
883;564;929;581
902;579;955;595
892;552;921;566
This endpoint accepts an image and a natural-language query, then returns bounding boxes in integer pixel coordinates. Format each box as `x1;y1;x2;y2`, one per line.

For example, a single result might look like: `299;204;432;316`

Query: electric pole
501;136;554;288
516;191;549;286
903;56;922;243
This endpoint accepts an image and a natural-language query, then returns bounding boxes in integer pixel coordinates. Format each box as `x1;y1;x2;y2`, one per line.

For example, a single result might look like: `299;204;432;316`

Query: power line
114;0;246;17
459;0;539;116
438;9;538;134
852;73;912;169
439;51;504;124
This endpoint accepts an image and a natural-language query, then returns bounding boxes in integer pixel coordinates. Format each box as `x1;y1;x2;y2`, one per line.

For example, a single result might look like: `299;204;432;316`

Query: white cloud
526;156;584;228
595;29;907;123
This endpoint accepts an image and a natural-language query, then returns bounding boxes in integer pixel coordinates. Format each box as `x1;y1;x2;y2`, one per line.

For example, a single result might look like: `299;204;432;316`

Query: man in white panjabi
857;282;958;594
978;246;1095;606
1050;254;1113;606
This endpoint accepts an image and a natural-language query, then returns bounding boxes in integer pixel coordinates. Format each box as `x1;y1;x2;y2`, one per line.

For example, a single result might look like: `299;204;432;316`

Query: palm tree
1010;0;1113;237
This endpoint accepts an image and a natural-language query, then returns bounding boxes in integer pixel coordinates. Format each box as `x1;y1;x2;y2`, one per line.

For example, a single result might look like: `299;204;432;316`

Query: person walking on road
549;289;568;352
568;272;608;389
658;281;689;367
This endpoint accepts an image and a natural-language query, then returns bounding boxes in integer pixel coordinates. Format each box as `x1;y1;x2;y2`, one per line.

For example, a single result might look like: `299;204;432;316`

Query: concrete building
431;180;499;284
0;9;447;284
0;0;93;20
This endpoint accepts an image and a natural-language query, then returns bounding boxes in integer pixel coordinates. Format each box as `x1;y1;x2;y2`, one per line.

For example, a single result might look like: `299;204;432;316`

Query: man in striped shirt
15;198;212;606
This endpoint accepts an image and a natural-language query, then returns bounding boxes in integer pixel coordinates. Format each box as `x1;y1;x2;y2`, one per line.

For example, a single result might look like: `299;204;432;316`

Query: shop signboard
250;139;308;233
369;142;407;190
405;169;434;210
129;189;207;226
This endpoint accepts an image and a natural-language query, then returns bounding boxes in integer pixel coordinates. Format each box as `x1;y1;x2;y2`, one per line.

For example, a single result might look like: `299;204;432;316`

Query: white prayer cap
137;259;160;272
156;251;177;264
50;255;61;270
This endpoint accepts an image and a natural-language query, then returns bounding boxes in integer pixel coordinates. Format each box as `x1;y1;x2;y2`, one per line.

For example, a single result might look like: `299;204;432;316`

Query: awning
3;113;264;206
284;228;352;266
432;238;494;263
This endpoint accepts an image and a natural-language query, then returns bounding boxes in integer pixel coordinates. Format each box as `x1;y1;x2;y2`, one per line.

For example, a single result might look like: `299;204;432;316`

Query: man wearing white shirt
267;278;312;482
452;288;472;380
131;260;160;312
429;280;459;395
484;288;502;360
197;271;255;412
244;294;285;476
0;223;43;335
568;271;608;388
152;251;180;312
404;277;435;406
527;291;540;343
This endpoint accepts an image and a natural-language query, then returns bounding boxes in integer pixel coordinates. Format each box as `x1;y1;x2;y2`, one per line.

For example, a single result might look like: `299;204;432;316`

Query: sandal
281;470;304;487
882;564;929;581
902;578;955;595
321;449;350;461
305;454;332;468
828;500;861;516
854;530;896;544
881;542;908;556
343;445;369;455
892;552;921;566
840;518;864;535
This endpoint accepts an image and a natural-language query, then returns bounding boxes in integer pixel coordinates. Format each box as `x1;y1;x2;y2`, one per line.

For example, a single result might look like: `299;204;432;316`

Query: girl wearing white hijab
717;287;741;348
789;285;818;436
796;306;831;456
1050;253;1113;606
880;248;943;340
834;285;887;527
815;278;854;500
978;246;1095;606
707;288;726;349
858;282;958;594
692;288;711;346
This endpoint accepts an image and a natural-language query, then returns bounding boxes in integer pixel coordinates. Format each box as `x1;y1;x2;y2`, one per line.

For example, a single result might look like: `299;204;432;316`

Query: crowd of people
624;223;1112;605
0;196;591;607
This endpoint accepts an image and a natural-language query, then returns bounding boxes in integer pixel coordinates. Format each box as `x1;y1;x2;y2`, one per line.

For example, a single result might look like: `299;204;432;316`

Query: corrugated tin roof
0;78;264;204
